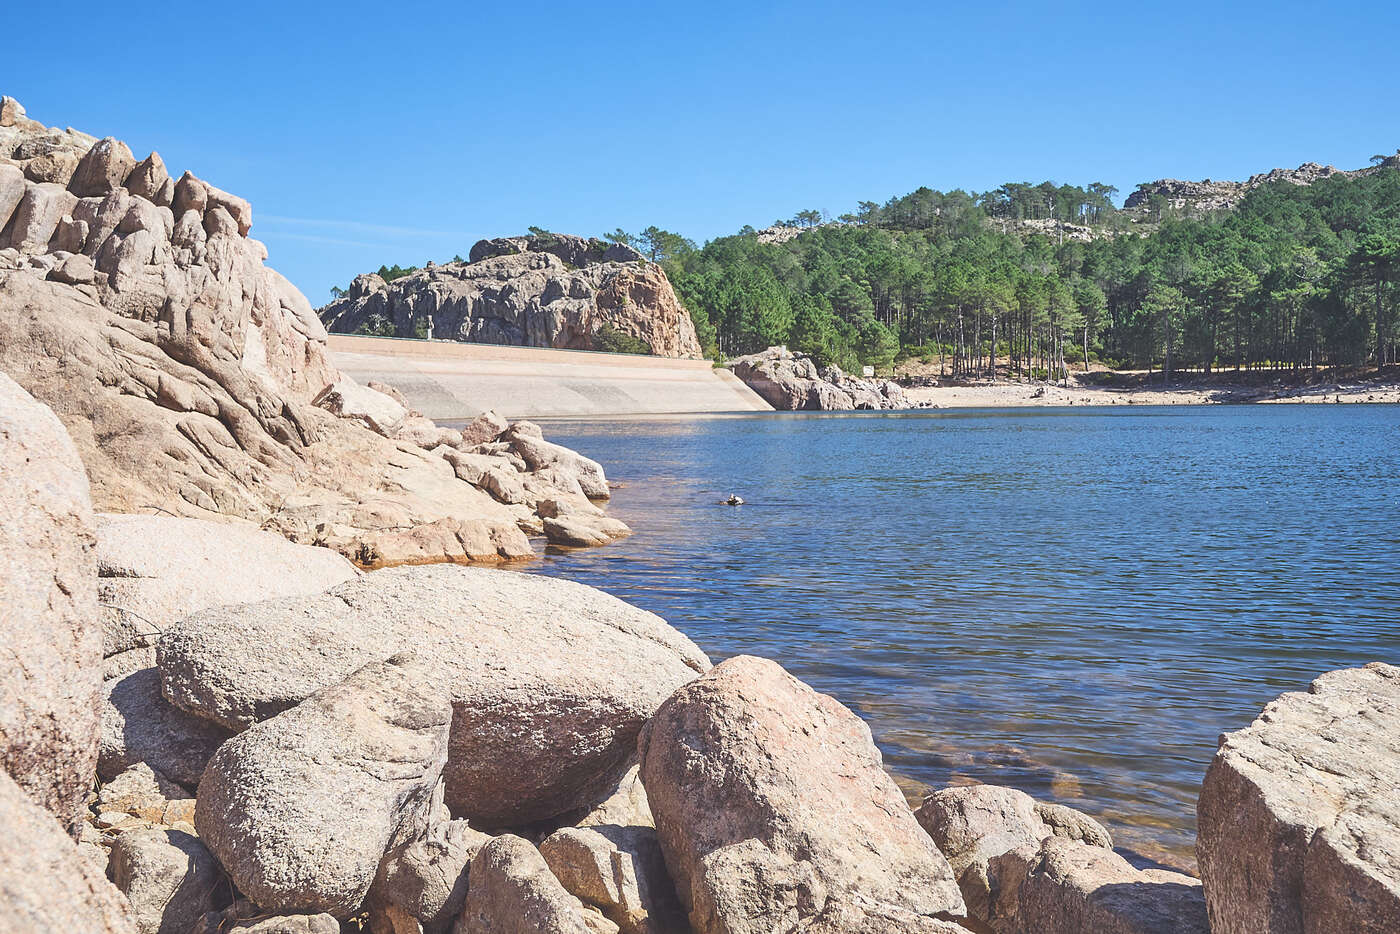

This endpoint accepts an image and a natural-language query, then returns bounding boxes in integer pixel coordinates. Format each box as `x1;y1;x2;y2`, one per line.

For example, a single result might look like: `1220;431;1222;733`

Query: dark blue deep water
526;406;1400;865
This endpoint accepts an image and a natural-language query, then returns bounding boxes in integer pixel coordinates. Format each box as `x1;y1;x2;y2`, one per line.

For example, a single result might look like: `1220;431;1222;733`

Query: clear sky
11;0;1400;302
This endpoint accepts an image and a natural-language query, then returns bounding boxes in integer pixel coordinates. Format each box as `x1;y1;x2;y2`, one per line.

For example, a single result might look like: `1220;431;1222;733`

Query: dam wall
326;335;773;419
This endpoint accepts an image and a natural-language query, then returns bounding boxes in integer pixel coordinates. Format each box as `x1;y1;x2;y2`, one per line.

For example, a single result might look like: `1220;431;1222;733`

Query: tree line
607;166;1400;380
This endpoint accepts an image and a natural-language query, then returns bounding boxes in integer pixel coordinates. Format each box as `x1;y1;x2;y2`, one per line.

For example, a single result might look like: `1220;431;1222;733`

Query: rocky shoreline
3;94;1398;934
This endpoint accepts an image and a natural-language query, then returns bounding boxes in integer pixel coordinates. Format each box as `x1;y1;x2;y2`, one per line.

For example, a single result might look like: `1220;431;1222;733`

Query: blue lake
526;405;1400;866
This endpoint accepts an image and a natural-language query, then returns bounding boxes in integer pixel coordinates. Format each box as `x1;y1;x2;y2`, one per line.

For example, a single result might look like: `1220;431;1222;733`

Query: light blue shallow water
525;406;1400;864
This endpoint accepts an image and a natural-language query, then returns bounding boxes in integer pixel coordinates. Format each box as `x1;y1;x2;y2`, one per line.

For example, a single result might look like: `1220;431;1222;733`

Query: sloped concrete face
328;335;772;418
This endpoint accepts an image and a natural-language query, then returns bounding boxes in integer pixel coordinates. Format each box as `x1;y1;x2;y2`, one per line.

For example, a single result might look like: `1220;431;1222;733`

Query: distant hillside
652;149;1400;381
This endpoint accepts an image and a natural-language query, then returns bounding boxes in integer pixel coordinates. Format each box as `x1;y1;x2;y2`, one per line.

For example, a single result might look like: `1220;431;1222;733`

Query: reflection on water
520;406;1400;866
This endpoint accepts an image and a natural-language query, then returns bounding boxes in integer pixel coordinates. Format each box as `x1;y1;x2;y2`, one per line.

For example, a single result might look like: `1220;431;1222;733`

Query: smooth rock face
196;656;451;917
312;377;407;437
455;835;598;934
96;513;358;657
985;836;1207;934
0;769;136;932
100;665;232;786
107;829;226;934
1196;662;1400;934
318;234;702;359
0;372;100;831
727;346;911;411
163;565;708;824
915;784;1112;919
367;819;492;934
638;654;964;932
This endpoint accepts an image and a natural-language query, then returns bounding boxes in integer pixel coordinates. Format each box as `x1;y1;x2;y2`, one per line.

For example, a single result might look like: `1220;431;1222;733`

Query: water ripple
523;406;1400;865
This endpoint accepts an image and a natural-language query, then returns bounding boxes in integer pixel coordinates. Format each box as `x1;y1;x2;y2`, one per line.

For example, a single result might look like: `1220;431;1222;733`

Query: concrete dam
327;335;772;419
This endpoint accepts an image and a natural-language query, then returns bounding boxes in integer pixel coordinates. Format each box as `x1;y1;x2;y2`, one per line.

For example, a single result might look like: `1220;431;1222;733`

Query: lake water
525;406;1400;867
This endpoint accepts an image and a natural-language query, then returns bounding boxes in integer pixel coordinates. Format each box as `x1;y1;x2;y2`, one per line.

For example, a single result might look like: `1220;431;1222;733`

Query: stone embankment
318;233;704;359
728;345;915;410
0;95;628;568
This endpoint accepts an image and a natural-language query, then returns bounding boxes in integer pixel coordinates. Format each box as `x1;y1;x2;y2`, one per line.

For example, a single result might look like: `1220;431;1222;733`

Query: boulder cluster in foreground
3;93;1399;934
727;346;917;411
5;367;1400;934
0;94;628;569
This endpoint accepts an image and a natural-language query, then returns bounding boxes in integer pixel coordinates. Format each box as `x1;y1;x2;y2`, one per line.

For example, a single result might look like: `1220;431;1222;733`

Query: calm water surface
525;406;1400;865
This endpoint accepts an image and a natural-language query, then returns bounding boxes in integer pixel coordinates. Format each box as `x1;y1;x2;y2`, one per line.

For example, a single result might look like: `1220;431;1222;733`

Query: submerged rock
1196;662;1400;934
163;565;708;825
638;654;964;932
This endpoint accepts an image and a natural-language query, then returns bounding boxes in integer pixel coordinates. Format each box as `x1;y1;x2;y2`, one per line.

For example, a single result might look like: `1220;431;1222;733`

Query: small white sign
862;365;875;378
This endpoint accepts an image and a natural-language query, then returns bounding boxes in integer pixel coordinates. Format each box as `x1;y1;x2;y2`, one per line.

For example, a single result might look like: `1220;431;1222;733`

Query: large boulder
985;836;1207;934
455;835;613;934
1197;662;1400;934
162;565;708;825
107;828;226;934
196;656;450;917
0;372;101;831
96;513;358;657
637;654;964;932
0;769;136;932
915;783;1111;919
99;666;233;787
0;98;581;571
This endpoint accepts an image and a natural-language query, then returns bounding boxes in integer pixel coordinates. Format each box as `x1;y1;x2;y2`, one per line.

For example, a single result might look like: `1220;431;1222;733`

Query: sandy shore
904;378;1400;408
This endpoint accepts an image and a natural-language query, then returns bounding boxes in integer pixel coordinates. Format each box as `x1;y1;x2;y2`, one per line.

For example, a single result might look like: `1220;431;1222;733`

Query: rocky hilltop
1125;151;1400;213
0;95;628;567
319;233;704;358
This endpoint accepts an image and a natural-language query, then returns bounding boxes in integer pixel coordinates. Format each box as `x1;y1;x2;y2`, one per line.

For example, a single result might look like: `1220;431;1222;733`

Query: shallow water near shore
518;405;1400;868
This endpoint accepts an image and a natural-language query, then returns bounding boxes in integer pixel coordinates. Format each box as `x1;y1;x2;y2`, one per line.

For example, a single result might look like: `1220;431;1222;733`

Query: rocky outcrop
0;768;136;933
1124;155;1400;214
1196;661;1400;934
161;565;709;825
190;900;339;934
637;654;964;932
727;345;911;410
0;372;101;833
97;513;358;658
915;784;1112;920
0;96;625;569
196;656;450;918
318;233;703;359
986;836;1207;934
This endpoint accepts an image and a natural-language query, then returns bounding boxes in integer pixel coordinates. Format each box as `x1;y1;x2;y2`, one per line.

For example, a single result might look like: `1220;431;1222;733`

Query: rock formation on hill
1125;152;1400;213
727;345;913;410
0;95;627;568
318;233;703;359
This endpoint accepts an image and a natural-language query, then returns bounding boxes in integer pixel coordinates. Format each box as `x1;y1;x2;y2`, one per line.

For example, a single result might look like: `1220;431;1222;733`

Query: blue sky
11;0;1399;302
